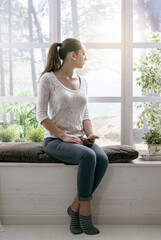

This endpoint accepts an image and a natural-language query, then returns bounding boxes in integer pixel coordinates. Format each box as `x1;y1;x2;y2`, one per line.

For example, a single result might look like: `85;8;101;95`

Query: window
0;0;161;147
133;0;161;150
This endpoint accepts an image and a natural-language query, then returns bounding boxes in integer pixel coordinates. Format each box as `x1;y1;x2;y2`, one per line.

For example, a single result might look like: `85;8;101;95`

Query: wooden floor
0;225;161;240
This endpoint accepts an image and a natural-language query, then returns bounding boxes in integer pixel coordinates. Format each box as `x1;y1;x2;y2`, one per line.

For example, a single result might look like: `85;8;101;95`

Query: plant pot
148;144;161;155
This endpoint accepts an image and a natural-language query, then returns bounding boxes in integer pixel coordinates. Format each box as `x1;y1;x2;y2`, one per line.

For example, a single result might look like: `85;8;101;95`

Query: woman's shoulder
39;72;56;86
39;72;58;93
39;72;52;81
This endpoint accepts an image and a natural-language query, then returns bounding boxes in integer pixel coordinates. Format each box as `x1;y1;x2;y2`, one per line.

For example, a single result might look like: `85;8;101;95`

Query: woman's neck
57;64;76;79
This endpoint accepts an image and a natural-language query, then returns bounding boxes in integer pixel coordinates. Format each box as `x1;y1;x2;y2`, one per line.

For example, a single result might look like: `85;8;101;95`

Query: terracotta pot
148;144;161;155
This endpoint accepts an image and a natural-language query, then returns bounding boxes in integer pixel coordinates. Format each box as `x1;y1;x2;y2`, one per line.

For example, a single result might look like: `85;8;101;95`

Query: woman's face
74;45;87;68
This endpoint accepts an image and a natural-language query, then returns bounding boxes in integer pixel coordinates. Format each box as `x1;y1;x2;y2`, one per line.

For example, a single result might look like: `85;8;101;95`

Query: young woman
36;38;108;235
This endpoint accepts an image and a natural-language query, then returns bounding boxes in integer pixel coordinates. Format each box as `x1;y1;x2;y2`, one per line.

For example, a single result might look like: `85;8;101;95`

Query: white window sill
1;158;161;167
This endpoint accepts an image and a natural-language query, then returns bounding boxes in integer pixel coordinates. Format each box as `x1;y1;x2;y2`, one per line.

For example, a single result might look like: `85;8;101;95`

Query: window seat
0;143;161;225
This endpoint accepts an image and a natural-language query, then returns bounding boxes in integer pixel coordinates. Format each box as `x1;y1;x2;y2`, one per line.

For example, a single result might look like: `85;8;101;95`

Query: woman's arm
83;119;94;137
41;118;66;139
41;118;82;144
83;119;99;144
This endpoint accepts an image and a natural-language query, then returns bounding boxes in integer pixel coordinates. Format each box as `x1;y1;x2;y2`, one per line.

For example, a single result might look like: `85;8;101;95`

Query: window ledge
1;158;161;167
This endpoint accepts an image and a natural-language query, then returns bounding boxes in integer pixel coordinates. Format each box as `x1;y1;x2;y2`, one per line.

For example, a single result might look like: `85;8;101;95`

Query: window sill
1;158;161;167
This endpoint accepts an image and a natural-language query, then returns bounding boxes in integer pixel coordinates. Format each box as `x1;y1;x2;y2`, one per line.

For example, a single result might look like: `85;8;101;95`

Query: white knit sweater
36;72;90;139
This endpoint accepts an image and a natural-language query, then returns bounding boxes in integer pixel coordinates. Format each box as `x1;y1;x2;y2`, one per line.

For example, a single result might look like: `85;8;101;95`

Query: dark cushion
0;142;62;164
0;142;138;164
101;145;139;163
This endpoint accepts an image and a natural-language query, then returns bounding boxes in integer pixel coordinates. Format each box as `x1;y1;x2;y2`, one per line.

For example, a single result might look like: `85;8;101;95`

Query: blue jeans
43;137;108;201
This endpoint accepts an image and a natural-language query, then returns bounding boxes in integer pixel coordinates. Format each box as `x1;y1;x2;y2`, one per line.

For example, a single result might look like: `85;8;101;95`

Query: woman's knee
80;149;97;167
98;153;109;167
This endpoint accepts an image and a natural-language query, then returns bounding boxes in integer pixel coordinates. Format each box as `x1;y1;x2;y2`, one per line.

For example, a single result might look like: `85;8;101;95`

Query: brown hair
39;38;82;79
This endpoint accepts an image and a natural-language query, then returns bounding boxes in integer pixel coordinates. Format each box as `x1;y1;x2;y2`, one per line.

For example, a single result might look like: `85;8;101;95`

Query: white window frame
1;0;161;147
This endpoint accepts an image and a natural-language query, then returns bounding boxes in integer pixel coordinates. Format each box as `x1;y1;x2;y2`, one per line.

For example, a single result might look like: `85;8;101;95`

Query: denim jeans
43;137;108;201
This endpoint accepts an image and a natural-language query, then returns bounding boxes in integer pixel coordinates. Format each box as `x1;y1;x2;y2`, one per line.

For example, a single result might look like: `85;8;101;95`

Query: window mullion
121;0;133;146
0;97;37;102
50;0;61;43
84;43;122;49
0;43;50;48
133;42;161;48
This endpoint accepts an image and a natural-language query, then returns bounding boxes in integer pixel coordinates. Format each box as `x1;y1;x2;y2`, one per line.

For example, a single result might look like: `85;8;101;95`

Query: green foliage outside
134;32;161;144
0;102;44;142
0;125;19;142
1;102;37;136
25;125;45;142
0;91;44;142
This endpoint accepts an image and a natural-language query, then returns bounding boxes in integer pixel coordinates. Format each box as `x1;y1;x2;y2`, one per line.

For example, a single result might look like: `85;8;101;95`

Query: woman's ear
70;51;76;60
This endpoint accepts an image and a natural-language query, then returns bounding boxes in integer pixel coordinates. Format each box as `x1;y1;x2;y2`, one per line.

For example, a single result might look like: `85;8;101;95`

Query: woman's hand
61;134;82;144
83;134;99;146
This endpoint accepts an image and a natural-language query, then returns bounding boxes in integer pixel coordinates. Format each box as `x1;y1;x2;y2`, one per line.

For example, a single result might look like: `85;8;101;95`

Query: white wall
0;160;161;225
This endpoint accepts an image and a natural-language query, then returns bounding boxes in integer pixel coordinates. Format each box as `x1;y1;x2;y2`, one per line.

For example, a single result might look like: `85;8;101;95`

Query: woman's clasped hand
61;133;99;145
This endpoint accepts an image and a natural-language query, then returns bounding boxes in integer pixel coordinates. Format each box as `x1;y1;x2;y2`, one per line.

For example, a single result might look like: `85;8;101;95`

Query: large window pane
88;103;121;146
80;49;121;97
0;48;47;97
133;48;161;97
0;0;49;43
61;0;121;42
133;0;161;42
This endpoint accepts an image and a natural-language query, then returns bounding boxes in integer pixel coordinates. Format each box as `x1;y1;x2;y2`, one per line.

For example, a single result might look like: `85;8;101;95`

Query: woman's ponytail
39;43;61;79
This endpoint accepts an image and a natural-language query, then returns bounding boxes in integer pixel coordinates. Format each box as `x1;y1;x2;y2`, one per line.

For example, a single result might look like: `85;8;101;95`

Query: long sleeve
36;75;50;124
83;79;90;120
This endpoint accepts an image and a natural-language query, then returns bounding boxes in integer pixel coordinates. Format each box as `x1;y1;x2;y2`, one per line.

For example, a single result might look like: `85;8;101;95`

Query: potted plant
142;129;161;155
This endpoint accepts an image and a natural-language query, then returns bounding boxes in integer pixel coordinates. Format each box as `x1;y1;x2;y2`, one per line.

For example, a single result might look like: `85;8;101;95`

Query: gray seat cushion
0;142;139;164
